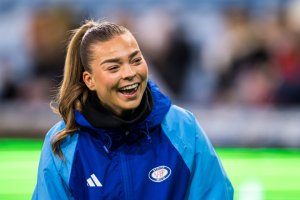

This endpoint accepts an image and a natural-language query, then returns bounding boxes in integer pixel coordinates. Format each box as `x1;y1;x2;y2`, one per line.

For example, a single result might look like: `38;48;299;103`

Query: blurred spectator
0;57;18;100
213;5;300;107
270;4;300;106
24;6;79;98
135;9;195;99
5;6;82;103
156;25;194;96
214;7;275;106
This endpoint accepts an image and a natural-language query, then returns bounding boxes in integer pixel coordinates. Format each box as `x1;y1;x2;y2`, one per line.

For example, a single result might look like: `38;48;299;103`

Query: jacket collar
75;80;171;132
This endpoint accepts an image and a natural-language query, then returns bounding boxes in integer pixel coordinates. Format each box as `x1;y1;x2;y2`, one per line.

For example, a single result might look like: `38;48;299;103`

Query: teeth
120;83;138;91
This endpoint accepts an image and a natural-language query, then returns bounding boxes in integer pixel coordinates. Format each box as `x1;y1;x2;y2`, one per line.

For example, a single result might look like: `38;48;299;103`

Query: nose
122;64;136;80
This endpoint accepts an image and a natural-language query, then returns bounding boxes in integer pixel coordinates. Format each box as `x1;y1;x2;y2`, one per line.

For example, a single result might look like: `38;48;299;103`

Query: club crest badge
148;165;171;182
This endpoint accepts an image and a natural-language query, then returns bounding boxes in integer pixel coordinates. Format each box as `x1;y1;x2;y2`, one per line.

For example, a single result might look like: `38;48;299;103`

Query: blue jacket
32;81;233;200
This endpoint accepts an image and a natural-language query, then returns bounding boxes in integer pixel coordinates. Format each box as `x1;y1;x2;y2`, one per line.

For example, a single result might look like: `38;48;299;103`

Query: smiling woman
31;20;233;200
82;33;148;116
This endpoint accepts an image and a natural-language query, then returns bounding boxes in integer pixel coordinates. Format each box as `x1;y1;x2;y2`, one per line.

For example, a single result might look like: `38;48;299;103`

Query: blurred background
0;0;300;199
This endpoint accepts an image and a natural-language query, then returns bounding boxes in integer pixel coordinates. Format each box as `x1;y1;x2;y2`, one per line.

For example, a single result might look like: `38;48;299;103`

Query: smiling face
82;32;148;116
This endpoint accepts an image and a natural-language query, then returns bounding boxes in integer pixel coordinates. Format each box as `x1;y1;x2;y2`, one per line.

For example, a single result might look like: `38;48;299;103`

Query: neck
100;101;134;119
82;86;153;129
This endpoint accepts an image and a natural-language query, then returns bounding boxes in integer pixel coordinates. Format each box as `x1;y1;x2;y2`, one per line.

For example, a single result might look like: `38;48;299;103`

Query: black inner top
82;86;153;129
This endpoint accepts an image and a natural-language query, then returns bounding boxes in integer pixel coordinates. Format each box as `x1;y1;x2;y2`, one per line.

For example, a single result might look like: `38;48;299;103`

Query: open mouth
118;83;139;95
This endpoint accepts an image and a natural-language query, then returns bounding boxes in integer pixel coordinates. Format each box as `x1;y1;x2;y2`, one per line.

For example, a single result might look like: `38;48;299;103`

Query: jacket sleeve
186;115;234;200
32;123;74;200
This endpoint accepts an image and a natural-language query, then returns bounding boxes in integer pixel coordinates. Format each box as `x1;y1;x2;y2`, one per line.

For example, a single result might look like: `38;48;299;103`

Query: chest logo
87;174;103;187
148;166;171;182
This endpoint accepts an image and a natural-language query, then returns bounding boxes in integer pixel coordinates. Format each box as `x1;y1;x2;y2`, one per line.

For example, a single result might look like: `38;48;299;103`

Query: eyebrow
128;50;140;60
100;50;141;65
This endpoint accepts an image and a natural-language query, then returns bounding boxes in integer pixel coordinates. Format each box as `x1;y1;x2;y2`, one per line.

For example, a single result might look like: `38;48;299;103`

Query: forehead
90;32;140;59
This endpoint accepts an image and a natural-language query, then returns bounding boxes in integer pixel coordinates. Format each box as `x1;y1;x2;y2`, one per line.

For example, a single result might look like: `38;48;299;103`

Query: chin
123;101;141;110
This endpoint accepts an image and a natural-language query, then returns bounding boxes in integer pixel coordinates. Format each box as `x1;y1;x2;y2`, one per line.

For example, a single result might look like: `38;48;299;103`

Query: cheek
139;64;148;79
94;70;113;84
93;74;115;92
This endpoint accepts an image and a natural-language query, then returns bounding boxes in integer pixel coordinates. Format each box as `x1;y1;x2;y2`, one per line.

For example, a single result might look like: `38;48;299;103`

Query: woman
32;20;233;200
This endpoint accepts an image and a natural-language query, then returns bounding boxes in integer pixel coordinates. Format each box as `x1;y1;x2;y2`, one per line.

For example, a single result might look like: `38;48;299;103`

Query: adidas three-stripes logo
87;174;103;187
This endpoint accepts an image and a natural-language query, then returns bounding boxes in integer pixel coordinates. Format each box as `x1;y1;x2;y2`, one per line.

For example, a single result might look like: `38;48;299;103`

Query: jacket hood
74;80;171;132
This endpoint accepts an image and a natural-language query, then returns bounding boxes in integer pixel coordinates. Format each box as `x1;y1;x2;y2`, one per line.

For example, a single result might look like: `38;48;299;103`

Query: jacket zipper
120;152;131;200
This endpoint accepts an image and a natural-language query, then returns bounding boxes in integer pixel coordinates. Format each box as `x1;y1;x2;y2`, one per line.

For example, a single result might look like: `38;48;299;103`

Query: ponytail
51;21;96;159
50;20;128;159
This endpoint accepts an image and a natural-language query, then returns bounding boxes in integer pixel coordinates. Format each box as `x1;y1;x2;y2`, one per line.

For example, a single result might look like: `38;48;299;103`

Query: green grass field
0;139;299;200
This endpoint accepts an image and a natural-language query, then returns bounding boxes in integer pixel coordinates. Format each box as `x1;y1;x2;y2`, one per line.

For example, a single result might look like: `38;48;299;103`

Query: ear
83;71;96;91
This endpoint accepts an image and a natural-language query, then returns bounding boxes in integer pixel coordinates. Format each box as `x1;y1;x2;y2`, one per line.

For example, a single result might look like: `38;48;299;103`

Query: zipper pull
103;145;110;154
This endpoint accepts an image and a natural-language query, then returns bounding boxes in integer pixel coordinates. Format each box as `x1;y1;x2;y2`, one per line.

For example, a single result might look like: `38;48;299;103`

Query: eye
107;65;120;72
131;57;142;65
